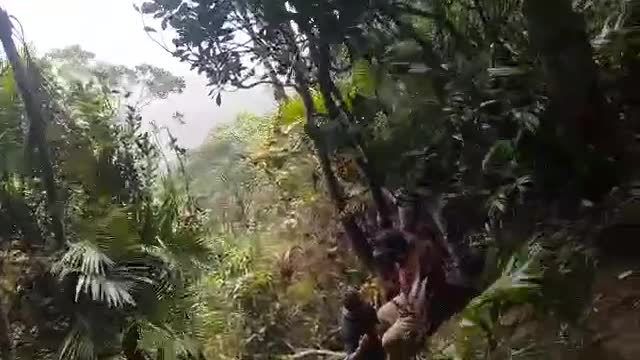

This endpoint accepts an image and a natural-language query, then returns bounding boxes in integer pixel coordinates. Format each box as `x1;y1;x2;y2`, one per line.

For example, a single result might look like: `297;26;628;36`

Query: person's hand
349;334;372;360
358;334;372;350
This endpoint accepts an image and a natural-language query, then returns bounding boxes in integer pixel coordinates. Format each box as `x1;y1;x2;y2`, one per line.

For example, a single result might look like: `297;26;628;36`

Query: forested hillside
1;0;640;359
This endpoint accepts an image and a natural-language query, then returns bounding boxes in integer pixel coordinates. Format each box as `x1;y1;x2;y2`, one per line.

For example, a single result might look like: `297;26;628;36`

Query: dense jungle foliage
2;0;640;359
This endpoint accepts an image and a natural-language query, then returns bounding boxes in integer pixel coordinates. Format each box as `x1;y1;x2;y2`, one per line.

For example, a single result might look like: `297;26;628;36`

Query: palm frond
467;254;542;309
137;321;201;360
53;241;137;307
461;245;544;335
74;205;140;257
53;241;114;277
57;321;97;360
74;274;135;308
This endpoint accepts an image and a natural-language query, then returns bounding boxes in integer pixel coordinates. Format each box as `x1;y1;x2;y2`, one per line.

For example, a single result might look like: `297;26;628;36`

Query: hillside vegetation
1;1;640;359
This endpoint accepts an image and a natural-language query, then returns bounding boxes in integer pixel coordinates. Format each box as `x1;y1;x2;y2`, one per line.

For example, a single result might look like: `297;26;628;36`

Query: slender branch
230;79;285;90
241;20;289;102
287;349;346;359
224;38;254;52
139;12;174;55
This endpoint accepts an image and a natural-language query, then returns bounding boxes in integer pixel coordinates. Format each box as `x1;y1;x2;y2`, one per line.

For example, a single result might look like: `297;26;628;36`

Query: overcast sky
2;0;276;148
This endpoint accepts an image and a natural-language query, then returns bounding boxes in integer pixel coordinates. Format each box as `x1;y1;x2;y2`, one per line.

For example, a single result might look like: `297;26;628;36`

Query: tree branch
287;349;346;359
230;79;288;90
285;22;376;271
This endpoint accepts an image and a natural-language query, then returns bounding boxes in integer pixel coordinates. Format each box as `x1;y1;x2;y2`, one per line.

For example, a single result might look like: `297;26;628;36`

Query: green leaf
514;111;540;133
482;140;515;171
57;323;96;360
277;97;306;125
141;2;161;14
352;59;376;98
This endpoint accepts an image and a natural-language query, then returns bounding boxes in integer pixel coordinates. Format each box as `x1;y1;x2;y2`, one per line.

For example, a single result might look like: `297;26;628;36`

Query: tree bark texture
311;33;393;229
523;0;620;157
284;25;376;270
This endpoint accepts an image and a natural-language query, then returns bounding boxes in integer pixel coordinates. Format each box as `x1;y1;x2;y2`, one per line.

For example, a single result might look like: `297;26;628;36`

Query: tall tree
0;8;65;250
523;0;624;199
46;45;186;109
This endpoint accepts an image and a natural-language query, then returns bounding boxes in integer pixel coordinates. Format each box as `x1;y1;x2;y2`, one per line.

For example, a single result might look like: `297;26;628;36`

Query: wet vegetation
2;0;640;359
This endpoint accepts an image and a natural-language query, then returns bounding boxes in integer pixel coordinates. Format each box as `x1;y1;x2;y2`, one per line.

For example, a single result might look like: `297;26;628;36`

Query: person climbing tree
369;197;480;345
392;188;482;332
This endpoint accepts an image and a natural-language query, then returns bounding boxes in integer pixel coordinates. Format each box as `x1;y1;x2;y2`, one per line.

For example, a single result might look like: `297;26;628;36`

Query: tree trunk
0;301;15;360
122;324;148;360
243;22;288;103
267;62;288;103
310;32;393;228
0;8;65;250
297;76;375;269
523;0;620;157
282;24;375;269
523;0;627;200
0;189;44;248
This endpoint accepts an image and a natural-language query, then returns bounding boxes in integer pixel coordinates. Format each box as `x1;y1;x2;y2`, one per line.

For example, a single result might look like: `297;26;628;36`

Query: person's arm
341;311;361;354
344;334;375;360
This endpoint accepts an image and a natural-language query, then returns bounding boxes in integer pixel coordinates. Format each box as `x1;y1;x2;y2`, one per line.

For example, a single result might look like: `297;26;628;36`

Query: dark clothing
427;282;477;334
341;307;385;360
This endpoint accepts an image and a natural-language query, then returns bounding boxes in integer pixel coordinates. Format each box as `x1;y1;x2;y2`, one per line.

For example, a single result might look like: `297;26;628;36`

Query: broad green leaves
482;139;515;171
352;59;377;98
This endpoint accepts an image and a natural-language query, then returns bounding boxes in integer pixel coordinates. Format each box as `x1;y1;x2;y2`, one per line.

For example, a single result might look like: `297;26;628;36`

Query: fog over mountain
3;0;276;149
142;76;276;149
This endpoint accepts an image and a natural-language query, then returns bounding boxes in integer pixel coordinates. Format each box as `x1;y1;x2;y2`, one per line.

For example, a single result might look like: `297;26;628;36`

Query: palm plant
0;17;212;357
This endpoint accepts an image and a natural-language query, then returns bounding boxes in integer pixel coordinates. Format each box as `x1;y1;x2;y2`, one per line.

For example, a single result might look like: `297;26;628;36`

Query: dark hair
342;287;363;311
372;229;410;265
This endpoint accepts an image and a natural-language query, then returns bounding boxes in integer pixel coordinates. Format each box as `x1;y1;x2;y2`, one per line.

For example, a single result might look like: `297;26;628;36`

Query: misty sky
2;0;276;148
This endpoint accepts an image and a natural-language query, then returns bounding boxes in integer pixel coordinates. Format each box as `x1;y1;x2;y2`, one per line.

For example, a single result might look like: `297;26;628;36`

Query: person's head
372;229;410;267
341;288;378;332
342;287;366;312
